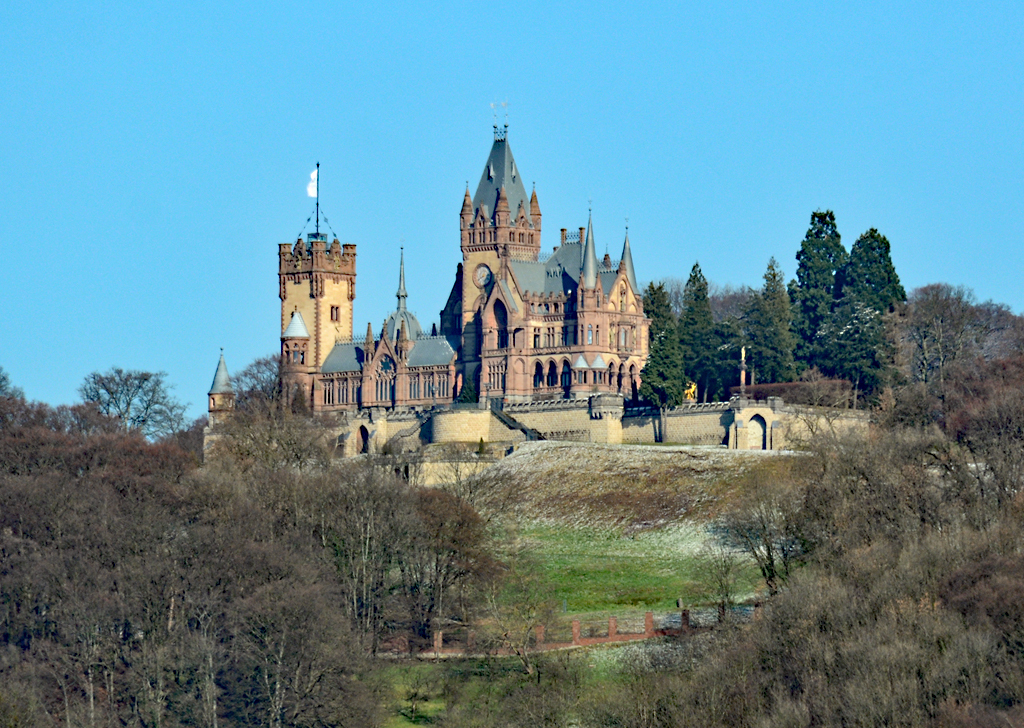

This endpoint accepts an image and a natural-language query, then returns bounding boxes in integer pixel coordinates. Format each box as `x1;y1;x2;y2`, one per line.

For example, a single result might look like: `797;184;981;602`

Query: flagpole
315;161;320;236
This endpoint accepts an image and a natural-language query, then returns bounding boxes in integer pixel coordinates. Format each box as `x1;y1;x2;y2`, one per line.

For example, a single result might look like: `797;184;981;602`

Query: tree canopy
839;228;906;313
639;282;687;407
744;258;796;384
790;210;847;369
79;367;187;439
678;263;719;402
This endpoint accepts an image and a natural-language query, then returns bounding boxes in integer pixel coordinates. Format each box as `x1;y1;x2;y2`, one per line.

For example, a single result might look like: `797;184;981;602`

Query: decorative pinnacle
396;246;408;311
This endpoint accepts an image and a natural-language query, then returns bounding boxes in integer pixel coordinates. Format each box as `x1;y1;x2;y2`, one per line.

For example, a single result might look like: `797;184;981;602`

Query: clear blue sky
2;1;1021;418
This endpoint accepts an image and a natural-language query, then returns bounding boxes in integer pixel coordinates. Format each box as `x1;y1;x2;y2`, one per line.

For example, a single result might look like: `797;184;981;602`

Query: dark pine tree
639;282;687;407
678;263;719;402
838;228;906;314
820;297;887;405
745;258;796;384
789;210;847;370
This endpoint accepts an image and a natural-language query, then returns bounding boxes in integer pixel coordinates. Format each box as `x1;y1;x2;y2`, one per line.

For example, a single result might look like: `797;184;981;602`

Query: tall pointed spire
620;227;638;293
396;247;408;312
581;211;599;289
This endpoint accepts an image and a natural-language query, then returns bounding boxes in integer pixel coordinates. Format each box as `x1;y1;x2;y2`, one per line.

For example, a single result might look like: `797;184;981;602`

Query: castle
207;127;864;456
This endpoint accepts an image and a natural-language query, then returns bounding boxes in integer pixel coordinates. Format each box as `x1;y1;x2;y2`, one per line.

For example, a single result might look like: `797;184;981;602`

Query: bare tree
721;471;803;596
78;368;186;439
233;355;282;414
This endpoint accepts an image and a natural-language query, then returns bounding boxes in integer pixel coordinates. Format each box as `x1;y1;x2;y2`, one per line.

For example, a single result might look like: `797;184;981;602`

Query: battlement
278;237;356;277
503;397;590;413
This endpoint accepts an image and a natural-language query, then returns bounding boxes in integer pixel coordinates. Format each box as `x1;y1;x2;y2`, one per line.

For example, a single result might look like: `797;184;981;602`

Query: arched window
587;325;593;345
494;300;509;349
546;362;557;387
561;362;572;389
534;362;544;388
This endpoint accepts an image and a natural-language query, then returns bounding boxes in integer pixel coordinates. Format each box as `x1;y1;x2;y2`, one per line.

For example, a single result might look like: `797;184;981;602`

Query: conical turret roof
620;230;638;293
283;311;310;338
208;352;233;395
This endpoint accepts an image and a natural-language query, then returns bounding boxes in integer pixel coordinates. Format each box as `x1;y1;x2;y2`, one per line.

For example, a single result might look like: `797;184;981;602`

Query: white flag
306;169;318;197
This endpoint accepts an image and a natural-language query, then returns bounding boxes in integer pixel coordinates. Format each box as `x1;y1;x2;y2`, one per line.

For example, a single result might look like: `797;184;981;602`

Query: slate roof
620;232;638;293
283;311;310;338
208;353;233;394
406;336;459;367
320;335;457;374
321;342;366;373
385;309;423;341
510;242;583;297
581;214;599;290
473;135;530;225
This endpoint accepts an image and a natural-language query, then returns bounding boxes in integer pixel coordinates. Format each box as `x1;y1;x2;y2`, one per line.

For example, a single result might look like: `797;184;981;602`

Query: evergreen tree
820;297;887;404
789;211;847;369
678;263;719;402
639;282;687;407
839;228;906;313
745;258;796;384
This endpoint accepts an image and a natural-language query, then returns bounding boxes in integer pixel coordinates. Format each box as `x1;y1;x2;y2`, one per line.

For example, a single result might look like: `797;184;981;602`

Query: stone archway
749;414;767;450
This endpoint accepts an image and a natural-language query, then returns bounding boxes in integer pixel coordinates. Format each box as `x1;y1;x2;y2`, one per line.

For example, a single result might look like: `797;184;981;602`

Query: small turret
530;186;541;222
207;351;234;427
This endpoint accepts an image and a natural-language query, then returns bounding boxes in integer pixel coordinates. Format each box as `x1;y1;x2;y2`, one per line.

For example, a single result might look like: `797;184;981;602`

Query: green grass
521;522;762;616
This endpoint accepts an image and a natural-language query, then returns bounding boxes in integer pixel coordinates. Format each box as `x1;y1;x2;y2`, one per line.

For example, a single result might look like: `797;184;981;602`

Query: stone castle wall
208;395;870;458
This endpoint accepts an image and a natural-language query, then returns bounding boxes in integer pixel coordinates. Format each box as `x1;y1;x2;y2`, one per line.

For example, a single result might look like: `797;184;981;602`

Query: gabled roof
208;352;233;395
283;311;310;338
591;354;607;369
573;355;589;369
472;133;530;225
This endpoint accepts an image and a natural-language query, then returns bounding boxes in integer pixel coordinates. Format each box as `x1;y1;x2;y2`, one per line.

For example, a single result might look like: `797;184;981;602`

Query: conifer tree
745;258;796;384
790;211;847;369
678;263;719;401
639;282;687;407
838;228;906;313
820;298;887;405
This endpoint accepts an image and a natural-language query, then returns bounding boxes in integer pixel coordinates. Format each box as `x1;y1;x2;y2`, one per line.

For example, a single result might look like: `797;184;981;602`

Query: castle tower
278;232;356;369
207;351;235;427
451;126;541;392
281;310;314;406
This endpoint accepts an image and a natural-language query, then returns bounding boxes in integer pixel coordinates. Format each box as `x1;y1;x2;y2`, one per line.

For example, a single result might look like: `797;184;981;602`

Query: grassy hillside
466;442;788;618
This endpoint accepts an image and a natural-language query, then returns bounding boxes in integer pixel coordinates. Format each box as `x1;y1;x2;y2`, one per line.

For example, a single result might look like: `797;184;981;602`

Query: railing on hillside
382;606;762;657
